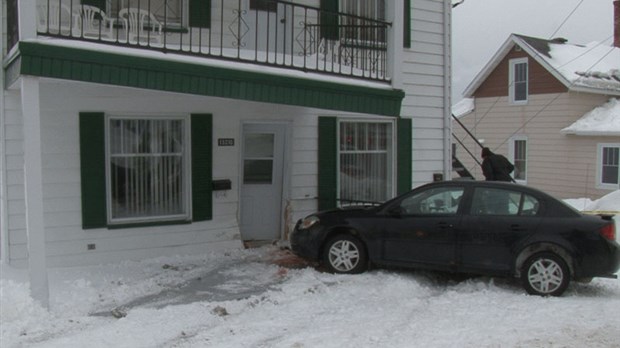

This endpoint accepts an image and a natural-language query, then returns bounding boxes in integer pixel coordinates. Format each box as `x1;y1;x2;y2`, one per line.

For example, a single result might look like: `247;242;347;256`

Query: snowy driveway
2;246;620;348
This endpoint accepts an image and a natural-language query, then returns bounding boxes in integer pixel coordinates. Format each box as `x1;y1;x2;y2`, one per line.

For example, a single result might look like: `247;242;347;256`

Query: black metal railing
14;0;391;81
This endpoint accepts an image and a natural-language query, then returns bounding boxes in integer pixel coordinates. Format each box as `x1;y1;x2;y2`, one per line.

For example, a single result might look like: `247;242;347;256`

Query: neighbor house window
338;121;393;204
509;58;528;104
597;144;620;189
510;136;527;182
106;116;190;224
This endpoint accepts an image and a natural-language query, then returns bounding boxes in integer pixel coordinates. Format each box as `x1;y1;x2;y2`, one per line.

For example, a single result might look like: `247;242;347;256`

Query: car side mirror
387;206;404;217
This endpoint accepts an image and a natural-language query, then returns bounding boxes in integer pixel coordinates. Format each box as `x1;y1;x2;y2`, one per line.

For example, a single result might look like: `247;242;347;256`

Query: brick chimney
615;0;620;47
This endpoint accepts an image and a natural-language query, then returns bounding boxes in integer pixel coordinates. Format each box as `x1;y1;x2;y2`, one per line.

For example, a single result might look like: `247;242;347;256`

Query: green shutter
80;112;107;229
320;0;339;40
403;0;411;48
191;114;213;221
397;118;412;194
81;0;106;9
318;117;338;211
189;0;211;28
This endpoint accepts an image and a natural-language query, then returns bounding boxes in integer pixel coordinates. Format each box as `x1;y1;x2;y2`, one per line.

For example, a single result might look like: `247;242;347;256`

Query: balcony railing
9;0;391;82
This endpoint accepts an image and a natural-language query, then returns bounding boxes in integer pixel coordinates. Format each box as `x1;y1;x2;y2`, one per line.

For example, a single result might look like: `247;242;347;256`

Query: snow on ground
1;191;619;348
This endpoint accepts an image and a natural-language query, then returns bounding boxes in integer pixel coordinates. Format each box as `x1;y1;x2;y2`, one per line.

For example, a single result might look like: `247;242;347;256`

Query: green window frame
79;112;213;229
318;116;411;210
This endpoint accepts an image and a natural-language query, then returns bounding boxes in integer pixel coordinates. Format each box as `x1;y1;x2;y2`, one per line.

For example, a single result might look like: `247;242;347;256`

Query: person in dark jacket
481;147;515;182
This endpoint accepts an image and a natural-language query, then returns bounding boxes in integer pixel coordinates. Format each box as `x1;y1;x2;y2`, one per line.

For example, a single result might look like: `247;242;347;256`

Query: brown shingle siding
473;46;567;98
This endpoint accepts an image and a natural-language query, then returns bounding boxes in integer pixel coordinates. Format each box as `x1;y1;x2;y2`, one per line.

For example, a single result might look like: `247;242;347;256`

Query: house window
510;137;527;182
509;58;528;104
106;116;190;223
340;0;386;43
338;121;393;204
598;144;620;189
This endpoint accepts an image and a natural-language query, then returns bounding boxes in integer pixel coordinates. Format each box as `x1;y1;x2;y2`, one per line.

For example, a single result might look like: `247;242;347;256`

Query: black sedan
290;181;619;296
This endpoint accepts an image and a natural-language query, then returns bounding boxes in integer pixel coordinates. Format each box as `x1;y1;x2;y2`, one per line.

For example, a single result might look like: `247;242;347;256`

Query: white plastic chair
74;5;116;40
119;8;163;45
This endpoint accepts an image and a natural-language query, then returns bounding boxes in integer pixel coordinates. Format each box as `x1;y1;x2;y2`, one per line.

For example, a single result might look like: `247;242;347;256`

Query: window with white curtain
598;144;620;189
339;0;386;43
107;116;189;223
509;58;528;104
339;121;393;204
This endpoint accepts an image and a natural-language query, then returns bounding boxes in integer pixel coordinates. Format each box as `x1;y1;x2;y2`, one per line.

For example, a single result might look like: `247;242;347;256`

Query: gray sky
451;0;615;101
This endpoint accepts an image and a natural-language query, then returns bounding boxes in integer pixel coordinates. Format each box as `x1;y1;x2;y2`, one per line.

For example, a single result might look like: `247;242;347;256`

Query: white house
0;0;452;304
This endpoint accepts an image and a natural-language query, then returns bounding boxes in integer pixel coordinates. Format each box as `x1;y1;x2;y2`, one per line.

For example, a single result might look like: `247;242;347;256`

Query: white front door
240;123;286;241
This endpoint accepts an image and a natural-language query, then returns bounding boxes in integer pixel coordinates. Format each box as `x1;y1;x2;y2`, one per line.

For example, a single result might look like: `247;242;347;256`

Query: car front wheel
522;252;570;296
322;234;367;274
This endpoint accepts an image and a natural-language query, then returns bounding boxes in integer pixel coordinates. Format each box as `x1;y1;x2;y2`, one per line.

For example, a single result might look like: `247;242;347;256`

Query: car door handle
510;224;526;232
437;222;452;229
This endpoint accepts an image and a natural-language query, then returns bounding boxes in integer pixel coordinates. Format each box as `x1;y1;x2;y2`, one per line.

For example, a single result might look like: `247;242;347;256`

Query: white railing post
387;0;404;89
18;0;38;40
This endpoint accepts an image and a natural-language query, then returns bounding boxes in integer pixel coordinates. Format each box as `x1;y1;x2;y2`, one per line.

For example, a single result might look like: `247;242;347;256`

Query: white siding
403;0;450;187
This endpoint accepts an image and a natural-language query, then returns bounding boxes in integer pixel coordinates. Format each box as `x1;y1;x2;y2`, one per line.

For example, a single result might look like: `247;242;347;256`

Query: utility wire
548;0;585;39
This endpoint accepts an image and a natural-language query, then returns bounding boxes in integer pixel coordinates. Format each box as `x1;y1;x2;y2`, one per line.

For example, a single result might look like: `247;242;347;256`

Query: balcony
8;0;392;82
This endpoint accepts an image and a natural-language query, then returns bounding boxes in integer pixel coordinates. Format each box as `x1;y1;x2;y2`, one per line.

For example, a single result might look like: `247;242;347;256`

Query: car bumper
576;240;620;279
290;222;324;262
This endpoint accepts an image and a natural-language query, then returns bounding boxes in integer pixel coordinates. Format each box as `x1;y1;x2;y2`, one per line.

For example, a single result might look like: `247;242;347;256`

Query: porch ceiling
7;42;404;117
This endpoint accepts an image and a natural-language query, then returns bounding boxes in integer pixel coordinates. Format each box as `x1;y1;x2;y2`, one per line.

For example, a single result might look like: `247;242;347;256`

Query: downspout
442;0;453;179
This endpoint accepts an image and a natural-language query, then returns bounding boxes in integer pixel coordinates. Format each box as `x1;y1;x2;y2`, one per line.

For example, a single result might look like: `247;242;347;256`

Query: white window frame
509;57;528;105
337;119;396;205
509;135;528;184
105;114;192;225
596;143;620;190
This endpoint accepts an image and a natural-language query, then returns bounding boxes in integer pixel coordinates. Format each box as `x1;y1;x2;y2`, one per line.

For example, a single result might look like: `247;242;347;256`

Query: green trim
189;0;211;29
320;0;339;40
403;0;411;48
14;42;403;117
81;0;106;9
318;117;338;211
191;114;213;221
79;112;107;229
397;117;412;194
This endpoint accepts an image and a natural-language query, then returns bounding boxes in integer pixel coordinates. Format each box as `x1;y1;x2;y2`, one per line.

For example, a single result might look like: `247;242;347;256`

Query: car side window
471;188;540;216
399;187;464;215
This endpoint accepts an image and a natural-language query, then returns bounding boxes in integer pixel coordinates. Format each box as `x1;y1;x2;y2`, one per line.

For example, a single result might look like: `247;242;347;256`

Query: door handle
510;224;526;232
437;222;452;229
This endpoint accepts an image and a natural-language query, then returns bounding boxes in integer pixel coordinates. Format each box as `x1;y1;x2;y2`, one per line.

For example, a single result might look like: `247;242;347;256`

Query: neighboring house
0;0;453;269
453;30;620;200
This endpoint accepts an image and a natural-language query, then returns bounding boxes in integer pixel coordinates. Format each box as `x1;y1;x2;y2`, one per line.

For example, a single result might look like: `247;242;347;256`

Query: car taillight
600;224;616;241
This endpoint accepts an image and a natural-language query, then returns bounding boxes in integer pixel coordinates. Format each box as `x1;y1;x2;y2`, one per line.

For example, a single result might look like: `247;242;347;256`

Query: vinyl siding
454;92;614;200
403;0;449;187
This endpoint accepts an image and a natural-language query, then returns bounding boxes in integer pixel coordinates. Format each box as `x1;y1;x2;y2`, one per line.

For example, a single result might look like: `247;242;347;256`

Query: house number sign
218;138;235;146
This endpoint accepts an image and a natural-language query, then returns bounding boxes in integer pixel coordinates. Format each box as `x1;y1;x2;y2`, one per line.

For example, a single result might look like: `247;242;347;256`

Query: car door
458;186;543;274
380;185;466;270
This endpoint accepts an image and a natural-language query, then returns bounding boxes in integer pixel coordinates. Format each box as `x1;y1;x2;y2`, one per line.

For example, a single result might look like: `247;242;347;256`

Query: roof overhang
4;41;405;117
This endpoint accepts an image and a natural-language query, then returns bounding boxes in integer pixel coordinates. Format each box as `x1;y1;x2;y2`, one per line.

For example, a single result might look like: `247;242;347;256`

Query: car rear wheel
322;234;367;274
522;252;570;296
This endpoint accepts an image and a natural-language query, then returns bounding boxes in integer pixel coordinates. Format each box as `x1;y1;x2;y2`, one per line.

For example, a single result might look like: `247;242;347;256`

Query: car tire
521;252;570;296
322;234;367;274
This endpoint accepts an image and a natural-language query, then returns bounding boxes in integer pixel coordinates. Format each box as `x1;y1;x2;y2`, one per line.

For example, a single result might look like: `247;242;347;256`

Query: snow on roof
462;35;620;97
534;39;620;92
562;98;620;136
451;98;475;118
